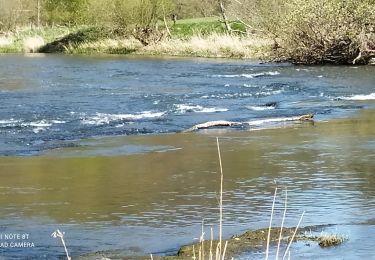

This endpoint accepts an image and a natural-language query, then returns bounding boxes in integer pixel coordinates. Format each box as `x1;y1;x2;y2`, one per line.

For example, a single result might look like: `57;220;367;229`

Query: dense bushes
229;0;375;64
274;0;375;64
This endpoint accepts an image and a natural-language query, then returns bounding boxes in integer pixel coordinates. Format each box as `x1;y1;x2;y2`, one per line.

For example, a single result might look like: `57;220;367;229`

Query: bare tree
218;0;231;33
37;0;40;27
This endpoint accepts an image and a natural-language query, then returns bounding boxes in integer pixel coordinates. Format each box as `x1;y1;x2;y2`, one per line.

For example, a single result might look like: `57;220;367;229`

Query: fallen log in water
183;120;242;132
183;114;314;132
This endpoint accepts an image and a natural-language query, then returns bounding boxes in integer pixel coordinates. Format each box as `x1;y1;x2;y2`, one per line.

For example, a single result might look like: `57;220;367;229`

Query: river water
0;54;374;259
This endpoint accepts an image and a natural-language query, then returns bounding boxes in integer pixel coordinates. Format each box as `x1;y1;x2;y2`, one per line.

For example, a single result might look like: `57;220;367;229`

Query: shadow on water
0;109;374;259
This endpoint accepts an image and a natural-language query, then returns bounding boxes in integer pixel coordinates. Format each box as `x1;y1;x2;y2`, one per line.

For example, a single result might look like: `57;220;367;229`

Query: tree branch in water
183;114;314;132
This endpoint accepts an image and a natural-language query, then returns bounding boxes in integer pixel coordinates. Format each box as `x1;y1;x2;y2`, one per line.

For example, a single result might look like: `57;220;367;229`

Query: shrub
231;0;375;64
272;0;375;64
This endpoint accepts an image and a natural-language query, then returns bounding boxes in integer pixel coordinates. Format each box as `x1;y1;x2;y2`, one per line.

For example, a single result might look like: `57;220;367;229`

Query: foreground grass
138;34;272;58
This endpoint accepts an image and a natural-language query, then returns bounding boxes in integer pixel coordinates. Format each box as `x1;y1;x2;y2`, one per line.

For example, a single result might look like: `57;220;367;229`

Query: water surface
0;54;374;156
0;54;374;259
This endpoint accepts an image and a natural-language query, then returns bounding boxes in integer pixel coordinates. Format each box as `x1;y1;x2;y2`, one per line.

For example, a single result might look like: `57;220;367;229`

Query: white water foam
243;84;258;88
339;93;375;101
0;119;66;131
81;111;165;125
22;121;53;127
255;90;284;96
202;93;256;99
175;104;228;113
0;119;21;127
213;71;280;79
51;120;66;124
247;106;276;111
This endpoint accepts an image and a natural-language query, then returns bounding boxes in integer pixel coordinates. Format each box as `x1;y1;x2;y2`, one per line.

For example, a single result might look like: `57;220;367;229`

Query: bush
271;0;375;64
231;0;375;64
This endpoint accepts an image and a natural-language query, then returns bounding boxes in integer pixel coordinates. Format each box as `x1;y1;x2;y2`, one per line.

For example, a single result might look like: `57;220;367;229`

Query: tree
44;0;89;25
173;0;218;18
0;0;42;31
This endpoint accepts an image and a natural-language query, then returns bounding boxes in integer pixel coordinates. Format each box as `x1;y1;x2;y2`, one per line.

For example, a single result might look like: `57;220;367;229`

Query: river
0;54;374;259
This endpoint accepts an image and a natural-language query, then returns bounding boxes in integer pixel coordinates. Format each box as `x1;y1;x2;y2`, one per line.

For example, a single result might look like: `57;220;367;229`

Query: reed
282;211;305;260
190;140;306;260
189;138;227;260
216;137;223;258
265;187;278;260
275;188;287;260
51;229;71;260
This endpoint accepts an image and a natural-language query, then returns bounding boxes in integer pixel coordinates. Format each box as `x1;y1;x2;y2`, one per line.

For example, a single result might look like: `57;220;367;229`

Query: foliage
0;0;37;31
173;0;219;19
44;0;89;25
109;0;173;45
112;0;172;30
86;0;115;26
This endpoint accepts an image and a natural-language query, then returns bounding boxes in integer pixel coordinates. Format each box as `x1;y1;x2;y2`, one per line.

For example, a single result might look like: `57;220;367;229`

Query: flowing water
0;54;374;259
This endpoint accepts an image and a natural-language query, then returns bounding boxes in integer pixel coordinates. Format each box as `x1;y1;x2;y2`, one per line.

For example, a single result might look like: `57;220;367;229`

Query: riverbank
0;23;273;59
2;23;374;63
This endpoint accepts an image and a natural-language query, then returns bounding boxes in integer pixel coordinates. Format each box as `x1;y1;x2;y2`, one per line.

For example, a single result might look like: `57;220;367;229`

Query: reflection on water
0;109;374;258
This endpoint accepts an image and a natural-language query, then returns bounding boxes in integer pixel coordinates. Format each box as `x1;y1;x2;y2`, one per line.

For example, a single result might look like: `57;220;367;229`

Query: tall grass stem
282;211;305;260
265;187;278;260
276;188;288;260
216;137;223;258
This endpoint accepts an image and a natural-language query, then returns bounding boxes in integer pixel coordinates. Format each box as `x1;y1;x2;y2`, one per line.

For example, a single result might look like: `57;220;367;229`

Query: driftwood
184;114;314;132
183;120;242;132
296;114;314;121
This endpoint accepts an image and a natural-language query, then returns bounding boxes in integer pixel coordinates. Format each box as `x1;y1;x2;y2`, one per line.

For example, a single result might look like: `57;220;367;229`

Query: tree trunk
218;0;231;34
37;0;40;28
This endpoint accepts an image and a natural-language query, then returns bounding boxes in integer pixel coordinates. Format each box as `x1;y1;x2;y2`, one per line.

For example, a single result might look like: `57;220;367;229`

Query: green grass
169;17;246;39
167;17;225;39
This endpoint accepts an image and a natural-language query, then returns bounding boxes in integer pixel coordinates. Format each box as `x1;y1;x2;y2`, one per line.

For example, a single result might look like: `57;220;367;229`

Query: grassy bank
0;26;74;53
0;18;272;59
